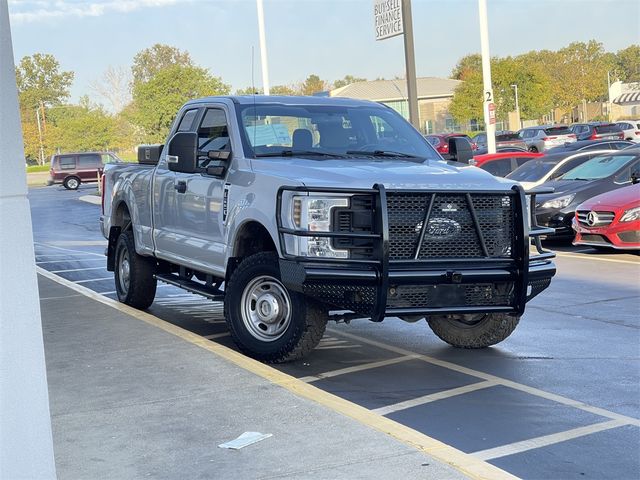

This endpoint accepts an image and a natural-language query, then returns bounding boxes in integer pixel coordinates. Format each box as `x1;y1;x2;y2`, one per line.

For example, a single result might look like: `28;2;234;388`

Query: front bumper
572;217;640;250
536;208;574;237
277;184;556;321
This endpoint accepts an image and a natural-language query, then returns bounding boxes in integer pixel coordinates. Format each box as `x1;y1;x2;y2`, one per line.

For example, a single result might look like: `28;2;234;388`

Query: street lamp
510;84;520;130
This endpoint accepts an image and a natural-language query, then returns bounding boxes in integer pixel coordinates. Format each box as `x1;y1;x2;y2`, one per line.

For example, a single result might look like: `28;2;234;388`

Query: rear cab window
481;159;512;177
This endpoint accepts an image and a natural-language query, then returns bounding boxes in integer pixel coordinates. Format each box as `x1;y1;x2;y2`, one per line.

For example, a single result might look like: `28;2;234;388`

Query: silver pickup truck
101;95;556;362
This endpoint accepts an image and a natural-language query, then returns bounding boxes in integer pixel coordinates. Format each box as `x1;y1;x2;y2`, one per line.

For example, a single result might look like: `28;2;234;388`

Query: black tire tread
224;252;327;363
427;313;520;349
115;230;157;309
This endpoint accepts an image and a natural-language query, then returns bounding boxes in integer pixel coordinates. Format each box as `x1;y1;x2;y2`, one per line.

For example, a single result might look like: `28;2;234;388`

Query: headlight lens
541;194;575;210
282;194;350;258
620;206;640;222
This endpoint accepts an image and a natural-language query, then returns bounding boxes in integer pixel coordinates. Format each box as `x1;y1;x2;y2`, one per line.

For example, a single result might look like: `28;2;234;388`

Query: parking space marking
50;266;106;273
49;240;108;247
331;328;640;427
36;253;89;258
299;355;419;383
472;419;628;461
373;380;497;416
34;242;104;257
75;276;114;284
37;258;104;265
203;333;230;340
554;252;639;265
38;267;519;480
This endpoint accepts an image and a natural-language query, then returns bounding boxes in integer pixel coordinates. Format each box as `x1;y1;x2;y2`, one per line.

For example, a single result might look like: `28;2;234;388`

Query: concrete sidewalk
39;274;469;480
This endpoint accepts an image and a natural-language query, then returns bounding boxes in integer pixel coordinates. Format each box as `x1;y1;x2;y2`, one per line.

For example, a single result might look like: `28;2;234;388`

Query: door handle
174;180;187;194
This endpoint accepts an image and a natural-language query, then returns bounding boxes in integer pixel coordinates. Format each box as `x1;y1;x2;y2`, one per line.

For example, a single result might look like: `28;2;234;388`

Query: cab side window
197;109;230;168
78;154;101;168
58;155;76;170
482;159;511;177
177;109;198;132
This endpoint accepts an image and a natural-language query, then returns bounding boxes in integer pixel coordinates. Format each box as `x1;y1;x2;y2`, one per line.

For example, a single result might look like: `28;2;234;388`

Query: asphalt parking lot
30;185;640;480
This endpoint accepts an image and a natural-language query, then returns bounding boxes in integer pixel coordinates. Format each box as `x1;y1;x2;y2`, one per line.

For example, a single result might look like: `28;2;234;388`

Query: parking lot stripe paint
74;277;114;284
315;344;362;350
373;380;498;416
49;240;108;247
554;252;639;265
299;355;419;383
34;242;104;257
37;258;104;265
472;419;627;461
330;328;640;427
36;253;89;258
203;333;231;340
50;266;106;273
37;267;519;480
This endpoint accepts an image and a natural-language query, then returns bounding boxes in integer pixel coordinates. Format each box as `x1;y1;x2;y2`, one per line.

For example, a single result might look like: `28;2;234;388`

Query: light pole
510;84;520;130
478;0;496;153
256;0;270;95
401;0;419;129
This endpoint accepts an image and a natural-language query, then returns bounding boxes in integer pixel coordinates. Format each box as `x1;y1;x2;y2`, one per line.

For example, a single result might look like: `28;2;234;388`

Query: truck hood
251;157;515;191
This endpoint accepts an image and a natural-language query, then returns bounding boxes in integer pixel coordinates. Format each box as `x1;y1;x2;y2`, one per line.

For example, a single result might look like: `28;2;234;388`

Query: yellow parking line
37;266;518;480
554;252;639;265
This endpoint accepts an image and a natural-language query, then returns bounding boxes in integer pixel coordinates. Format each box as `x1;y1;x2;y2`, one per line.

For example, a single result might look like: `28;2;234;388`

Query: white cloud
9;0;190;24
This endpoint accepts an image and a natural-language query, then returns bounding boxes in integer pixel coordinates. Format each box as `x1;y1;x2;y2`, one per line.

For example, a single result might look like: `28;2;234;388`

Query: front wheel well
226;221;277;281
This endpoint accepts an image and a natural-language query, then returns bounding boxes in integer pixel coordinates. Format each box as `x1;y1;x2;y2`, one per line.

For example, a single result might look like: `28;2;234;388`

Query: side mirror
632;171;640;185
167;132;198;173
449;137;473;164
138;144;163;165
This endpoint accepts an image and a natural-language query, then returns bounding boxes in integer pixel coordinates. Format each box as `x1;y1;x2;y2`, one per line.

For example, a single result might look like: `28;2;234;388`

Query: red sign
488;102;496;125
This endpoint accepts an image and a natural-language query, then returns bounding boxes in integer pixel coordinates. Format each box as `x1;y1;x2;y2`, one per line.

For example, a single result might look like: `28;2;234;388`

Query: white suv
518;126;577;152
615;121;640;142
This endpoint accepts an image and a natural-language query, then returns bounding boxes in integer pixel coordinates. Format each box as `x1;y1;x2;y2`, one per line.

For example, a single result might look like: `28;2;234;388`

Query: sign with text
374;0;404;41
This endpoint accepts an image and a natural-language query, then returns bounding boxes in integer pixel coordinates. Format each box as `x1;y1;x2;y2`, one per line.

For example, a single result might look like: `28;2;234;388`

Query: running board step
154;273;225;301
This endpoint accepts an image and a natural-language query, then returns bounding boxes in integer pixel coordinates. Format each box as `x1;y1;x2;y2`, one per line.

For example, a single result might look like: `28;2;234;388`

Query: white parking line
75;277;113;284
330;328;640;427
299;355;419;383
554;252;639;265
37;258;104;265
472;419;627;461
50;266;106;274
373;380;498;416
36;253;88;258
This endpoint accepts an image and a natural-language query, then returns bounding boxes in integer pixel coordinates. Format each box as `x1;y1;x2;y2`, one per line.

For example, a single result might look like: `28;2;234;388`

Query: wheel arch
225;220;278;282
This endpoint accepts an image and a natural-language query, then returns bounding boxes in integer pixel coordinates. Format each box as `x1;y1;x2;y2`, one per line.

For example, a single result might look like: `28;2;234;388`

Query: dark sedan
545;139;633;154
535;151;640;238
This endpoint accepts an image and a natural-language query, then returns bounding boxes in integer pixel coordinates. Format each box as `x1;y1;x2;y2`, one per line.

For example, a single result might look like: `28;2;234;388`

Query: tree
15;53;74;110
132;65;230;142
450;54;482;80
236;84;299;95
300;74;328;96
333;75;367;89
90;65;132;113
613;45;640;83
131;44;193;84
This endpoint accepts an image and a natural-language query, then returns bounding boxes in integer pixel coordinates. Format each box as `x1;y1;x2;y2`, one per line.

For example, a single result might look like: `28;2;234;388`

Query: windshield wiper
345;150;420;159
570;177;592;181
255;150;347;158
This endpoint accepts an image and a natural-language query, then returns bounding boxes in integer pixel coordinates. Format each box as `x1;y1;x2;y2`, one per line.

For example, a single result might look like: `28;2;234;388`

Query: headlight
541;194;575;210
620;206;640;222
281;194;350;258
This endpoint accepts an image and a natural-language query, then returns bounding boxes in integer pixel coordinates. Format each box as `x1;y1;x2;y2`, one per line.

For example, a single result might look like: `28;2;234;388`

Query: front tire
114;230;157;309
224;252;327;363
427;313;520;348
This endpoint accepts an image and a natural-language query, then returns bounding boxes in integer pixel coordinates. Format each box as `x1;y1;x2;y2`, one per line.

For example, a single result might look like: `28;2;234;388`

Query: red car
47;151;121;190
425;133;477;155
470;151;543;177
572;183;640;250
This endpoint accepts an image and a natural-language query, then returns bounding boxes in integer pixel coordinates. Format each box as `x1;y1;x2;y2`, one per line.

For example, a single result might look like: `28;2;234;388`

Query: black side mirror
138;144;163;165
632;171;640;185
449;137;473;164
167;132;198;173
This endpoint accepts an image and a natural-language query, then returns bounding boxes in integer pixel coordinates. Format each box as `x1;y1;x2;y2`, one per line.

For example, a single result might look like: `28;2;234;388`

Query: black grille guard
276;184;555;322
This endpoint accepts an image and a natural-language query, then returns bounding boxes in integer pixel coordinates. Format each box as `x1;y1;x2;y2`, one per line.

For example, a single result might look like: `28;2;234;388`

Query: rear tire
114;230;157;309
63;176;80;190
427;313;520;348
528;146;538;153
224;252;327;363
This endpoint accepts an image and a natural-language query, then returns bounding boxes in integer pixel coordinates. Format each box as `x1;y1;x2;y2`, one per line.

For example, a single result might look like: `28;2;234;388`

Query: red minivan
47;152;121;190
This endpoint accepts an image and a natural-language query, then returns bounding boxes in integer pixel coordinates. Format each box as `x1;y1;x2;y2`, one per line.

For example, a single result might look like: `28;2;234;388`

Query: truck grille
386;192;515;260
387;282;514;308
576;210;615;227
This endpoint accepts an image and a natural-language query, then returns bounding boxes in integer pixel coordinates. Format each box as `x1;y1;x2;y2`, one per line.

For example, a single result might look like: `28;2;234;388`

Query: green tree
235;84;299;95
613;45;640;83
300;74;328;96
131;44;193;85
132;65;230;142
15;53;74;109
450;54;482;80
332;75;367;89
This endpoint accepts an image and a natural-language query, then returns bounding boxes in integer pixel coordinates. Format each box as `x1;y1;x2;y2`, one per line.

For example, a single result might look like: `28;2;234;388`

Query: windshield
237;103;440;160
595;124;621;134
506;161;556;181
560;154;637;180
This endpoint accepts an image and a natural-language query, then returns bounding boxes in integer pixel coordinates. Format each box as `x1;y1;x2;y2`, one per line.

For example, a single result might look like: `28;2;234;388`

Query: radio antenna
252;46;257;149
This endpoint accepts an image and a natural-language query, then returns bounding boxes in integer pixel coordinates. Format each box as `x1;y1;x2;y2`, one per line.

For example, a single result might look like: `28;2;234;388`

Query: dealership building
329;77;462;134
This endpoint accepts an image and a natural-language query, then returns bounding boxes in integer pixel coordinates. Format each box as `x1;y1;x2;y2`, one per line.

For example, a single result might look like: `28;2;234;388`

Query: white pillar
478;0;496;153
0;1;57;478
256;0;270;95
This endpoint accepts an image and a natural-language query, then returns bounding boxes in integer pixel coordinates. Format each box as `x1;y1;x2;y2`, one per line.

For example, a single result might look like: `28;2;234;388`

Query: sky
7;0;640;106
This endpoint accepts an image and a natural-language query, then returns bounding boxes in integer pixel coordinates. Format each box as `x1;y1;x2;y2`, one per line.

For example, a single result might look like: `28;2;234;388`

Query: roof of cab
184;95;383;107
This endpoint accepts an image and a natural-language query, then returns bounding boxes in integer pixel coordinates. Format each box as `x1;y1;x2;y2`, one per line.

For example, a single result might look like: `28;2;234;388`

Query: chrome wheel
117;248;130;294
66;178;79;189
240;275;292;342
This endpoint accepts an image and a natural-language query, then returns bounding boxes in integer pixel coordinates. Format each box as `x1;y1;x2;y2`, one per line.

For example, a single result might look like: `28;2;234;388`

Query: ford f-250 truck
101;95;556;363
